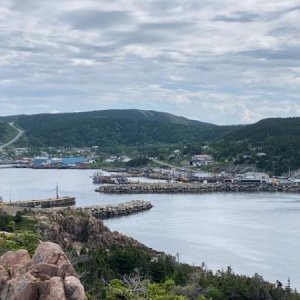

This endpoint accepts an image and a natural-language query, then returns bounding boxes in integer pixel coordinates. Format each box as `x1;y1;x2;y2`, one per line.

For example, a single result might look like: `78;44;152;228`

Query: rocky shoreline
77;200;153;219
96;182;300;194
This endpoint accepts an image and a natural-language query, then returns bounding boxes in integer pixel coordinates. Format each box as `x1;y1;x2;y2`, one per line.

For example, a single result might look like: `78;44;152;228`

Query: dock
1;196;76;208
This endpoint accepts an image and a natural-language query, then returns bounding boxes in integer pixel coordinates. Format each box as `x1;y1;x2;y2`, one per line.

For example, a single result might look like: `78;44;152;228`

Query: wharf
1;196;76;208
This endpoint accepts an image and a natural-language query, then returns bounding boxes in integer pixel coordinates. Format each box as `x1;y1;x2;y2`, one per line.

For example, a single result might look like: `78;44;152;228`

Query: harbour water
0;168;299;288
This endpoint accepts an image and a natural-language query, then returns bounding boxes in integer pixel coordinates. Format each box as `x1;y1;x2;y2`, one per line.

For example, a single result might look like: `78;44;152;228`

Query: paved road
0;122;24;153
152;158;196;172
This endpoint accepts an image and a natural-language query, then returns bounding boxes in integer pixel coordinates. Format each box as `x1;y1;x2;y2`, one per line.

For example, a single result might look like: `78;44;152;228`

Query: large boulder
45;277;66;300
0;266;9;290
31;242;77;278
64;276;85;300
31;242;66;266
1;272;38;300
0;242;86;300
0;249;31;267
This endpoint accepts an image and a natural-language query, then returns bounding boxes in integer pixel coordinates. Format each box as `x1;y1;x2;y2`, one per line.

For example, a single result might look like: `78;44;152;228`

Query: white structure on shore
240;172;270;183
191;154;214;167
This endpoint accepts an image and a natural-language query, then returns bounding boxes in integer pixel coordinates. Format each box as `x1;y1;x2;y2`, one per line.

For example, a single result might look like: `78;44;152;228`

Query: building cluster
31;156;90;168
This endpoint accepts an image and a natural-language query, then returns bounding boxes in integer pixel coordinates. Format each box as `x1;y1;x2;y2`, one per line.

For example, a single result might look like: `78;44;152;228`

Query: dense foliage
0;212;40;255
75;246;299;300
14;109;240;148
126;156;150;167
0;122;17;145
210;118;300;175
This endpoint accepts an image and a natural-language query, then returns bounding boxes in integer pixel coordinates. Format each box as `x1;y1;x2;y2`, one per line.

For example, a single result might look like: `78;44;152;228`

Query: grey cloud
10;0;42;11
240;48;300;61
64;9;133;29
269;27;300;36
140;21;193;31
214;12;259;23
281;5;300;15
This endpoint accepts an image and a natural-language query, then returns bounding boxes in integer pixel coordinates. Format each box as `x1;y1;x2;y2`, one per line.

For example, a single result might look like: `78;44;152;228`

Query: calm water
0;168;299;288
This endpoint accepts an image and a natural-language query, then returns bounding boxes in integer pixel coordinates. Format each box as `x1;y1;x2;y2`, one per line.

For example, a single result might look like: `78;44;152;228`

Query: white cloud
0;0;299;123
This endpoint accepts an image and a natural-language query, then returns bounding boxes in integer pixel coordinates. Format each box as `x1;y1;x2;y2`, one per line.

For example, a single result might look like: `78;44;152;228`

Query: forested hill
11;109;240;147
226;117;300;141
0;122;17;145
210;117;300;175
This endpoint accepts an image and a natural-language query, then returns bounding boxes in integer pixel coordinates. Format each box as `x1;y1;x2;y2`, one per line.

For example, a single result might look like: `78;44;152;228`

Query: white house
191;154;214;167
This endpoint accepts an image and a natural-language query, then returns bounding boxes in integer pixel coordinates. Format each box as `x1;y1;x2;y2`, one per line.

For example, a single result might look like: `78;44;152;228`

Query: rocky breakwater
79;200;153;219
96;182;300;194
0;241;86;300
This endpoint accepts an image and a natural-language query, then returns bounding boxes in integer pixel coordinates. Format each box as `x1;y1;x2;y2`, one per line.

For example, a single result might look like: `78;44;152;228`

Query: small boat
92;172;138;185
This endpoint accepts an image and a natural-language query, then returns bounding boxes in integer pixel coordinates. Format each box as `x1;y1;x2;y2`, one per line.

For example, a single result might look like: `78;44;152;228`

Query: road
151;158;195;171
0;122;24;153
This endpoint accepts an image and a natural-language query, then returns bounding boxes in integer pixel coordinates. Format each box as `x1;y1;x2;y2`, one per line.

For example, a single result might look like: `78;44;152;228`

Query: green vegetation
13;109;240;148
2;111;300;175
126;157;150;167
76;247;299;300
209;118;300;175
0;122;17;145
0;211;40;255
0;210;299;299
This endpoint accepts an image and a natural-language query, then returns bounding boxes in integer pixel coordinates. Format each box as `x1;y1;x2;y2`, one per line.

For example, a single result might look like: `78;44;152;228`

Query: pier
1;196;76;208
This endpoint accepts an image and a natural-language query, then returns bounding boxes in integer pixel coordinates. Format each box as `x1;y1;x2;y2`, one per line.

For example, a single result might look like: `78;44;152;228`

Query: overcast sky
0;0;300;124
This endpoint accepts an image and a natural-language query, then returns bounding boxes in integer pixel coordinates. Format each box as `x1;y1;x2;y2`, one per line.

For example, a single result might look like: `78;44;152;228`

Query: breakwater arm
96;182;300;194
78;200;153;219
2;196;76;208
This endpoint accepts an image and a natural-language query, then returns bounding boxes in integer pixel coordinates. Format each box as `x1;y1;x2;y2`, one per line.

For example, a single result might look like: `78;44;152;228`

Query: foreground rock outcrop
36;209;156;254
0;241;86;300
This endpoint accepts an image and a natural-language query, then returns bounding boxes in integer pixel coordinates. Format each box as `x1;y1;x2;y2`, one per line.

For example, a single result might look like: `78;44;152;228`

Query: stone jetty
96;182;300;194
2;196;76;208
78;200;153;219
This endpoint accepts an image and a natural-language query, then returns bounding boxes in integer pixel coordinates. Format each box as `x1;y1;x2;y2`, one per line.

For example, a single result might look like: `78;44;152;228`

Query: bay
0;168;299;288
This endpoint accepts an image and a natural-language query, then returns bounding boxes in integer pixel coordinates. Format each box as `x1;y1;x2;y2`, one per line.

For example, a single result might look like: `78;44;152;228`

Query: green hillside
13;109;240;148
210;117;300;175
0;122;17;145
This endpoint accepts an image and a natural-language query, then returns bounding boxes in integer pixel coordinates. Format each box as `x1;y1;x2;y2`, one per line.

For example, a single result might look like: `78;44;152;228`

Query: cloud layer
0;0;300;124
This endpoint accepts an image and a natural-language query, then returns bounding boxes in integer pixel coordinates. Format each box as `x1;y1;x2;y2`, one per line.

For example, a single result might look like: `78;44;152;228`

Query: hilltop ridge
2;109;240;147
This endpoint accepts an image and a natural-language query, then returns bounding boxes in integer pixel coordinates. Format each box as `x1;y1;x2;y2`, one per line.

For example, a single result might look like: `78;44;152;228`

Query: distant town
1;146;299;186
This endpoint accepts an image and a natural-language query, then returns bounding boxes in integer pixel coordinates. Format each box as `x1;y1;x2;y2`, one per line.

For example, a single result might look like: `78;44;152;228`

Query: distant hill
210;117;300;175
227;118;300;141
9;109;241;148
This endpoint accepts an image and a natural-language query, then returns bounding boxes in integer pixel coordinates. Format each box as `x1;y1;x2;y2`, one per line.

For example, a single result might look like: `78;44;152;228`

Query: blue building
62;157;87;166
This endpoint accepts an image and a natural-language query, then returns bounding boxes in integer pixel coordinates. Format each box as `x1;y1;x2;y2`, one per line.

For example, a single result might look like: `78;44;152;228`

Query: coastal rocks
64;276;86;300
1;272;38;300
35;210;157;254
80;200;153;219
0;249;31;267
96;182;300;194
0;241;86;300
